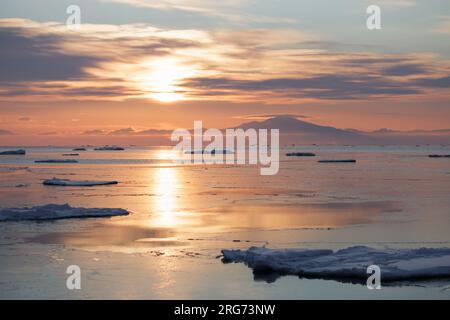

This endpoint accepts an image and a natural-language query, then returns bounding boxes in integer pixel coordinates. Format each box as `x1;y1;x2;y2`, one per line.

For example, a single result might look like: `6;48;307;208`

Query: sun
141;58;196;103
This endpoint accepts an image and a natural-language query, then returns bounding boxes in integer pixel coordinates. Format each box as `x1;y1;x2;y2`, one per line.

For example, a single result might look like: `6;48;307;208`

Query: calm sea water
0;145;450;299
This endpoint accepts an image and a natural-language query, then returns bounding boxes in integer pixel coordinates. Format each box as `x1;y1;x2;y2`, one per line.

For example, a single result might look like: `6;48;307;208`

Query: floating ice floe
94;146;125;151
0;149;26;155
286;152;316;157
0;203;129;221
15;184;29;188
221;246;450;283
185;149;233;154
43;177;118;186
429;154;450;158
0;166;28;173
318;159;356;163
35;159;78;163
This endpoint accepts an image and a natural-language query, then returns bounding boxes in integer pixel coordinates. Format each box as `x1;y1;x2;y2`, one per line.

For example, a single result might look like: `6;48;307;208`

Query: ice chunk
429;154;450;158
318;159;356;163
185;149;233;154
0;203;129;221
0;166;28;173
0;149;26;155
35;159;78;163
221;246;450;283
43;177;118;186
286;152;316;157
94;146;125;151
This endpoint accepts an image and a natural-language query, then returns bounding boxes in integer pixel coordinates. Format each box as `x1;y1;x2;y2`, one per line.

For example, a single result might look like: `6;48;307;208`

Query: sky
0;0;450;145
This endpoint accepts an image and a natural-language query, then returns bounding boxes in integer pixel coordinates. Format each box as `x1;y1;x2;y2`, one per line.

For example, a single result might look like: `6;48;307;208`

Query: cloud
18;116;30;121
433;17;450;34
234;114;309;121
182;74;420;100
102;0;296;24
83;129;106;135
109;127;136;135
414;76;450;88
81;127;171;136
0;28;100;82
103;0;253;13
0;18;209;101
371;0;416;8
0;129;14;135
382;64;428;76
135;129;173;135
108;127;172;135
1;18;450;103
38;132;58;135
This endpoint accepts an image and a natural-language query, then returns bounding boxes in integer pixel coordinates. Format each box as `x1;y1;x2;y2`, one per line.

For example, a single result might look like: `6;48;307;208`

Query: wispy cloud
81;127;171;136
109;127;136;135
1;18;449;104
102;0;297;24
234;114;309;121
433;16;450;34
83;129;107;135
38;131;58;136
0;129;14;135
370;0;417;8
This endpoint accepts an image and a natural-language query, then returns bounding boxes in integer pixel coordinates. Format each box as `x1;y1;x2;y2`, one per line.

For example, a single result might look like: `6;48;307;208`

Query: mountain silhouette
77;116;450;145
235;115;449;144
237;115;366;144
239;115;356;135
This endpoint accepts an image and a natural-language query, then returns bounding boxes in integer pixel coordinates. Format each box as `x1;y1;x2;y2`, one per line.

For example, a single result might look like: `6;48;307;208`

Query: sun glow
153;167;180;227
141;58;196;102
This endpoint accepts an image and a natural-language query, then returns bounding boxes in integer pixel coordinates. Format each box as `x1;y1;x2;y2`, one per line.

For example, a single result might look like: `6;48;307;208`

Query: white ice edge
43;178;118;186
0;203;129;221
221;246;450;281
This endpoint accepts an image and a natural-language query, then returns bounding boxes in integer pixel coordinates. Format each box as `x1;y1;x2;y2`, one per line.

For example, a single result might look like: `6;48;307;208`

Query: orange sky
1;1;450;145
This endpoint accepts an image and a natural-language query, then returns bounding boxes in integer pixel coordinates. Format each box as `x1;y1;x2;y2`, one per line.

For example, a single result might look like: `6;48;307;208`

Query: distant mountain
71;116;450;146
234;116;450;145
239;115;354;135
371;128;398;134
237;115;368;144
